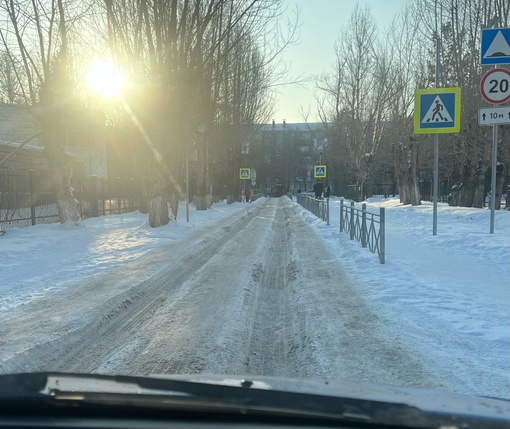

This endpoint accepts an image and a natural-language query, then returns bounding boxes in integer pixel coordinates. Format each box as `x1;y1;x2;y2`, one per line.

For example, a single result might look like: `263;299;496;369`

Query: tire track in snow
276;199;445;389
110;199;282;376
243;201;304;376
0;201;269;374
1;197;443;392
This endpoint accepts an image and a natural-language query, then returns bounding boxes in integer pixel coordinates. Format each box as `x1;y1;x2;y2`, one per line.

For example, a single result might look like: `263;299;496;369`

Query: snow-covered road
0;198;442;390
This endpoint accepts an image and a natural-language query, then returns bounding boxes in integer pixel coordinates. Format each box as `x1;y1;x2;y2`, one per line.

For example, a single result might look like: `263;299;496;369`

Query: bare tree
382;3;429;205
316;5;416;201
0;0;90;224
416;0;509;208
316;0;508;207
102;0;290;222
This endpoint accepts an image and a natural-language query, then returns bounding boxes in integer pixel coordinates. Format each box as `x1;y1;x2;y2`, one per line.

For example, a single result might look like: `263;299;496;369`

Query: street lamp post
185;119;192;223
186;147;190;222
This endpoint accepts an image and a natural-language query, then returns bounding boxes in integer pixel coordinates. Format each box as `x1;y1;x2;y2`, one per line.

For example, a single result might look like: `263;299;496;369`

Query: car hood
153;373;509;418
1;372;508;427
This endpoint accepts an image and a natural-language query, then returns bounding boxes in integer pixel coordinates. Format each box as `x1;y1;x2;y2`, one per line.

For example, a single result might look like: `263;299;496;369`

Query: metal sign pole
186;149;190;222
480;28;510;233
490;124;498;234
433;134;439;235
433;36;441;236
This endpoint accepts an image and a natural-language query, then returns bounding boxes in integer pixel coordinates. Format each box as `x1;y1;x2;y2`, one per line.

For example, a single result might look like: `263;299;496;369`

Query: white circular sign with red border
480;68;510;104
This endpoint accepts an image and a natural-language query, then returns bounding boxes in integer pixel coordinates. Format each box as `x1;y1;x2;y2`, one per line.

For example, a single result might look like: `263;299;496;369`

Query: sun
86;60;125;98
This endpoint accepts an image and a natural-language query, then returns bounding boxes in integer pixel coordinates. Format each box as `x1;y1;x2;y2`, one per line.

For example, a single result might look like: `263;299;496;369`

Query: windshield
0;0;509;405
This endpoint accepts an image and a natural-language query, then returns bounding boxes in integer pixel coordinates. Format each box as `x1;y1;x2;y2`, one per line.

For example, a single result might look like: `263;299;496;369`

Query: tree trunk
194;144;210;210
448;182;462;206
472;161;487;208
38;86;81;225
149;195;169;227
458;162;475;207
169;193;179;220
394;142;420;205
148;178;169;227
409;141;421;206
448;166;462;206
494;163;506;210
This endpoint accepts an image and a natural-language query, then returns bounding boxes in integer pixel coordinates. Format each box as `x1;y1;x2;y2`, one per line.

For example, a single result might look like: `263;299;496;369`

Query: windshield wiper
0;372;508;429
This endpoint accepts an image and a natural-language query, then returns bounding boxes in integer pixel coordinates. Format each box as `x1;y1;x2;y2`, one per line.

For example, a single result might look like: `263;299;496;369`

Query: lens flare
87;60;124;97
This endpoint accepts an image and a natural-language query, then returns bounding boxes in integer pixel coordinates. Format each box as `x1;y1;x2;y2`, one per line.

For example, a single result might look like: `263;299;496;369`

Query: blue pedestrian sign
480;28;510;65
314;165;326;178
414;87;461;134
239;168;250;180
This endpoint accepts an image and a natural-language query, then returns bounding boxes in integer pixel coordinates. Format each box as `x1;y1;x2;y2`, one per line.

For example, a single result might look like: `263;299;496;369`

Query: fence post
117;177;122;214
102;178;106;216
380;207;385;264
91;176;99;217
361;203;367;248
326;197;329;225
130;177;135;211
340;199;343;232
350;201;355;240
29;170;36;226
79;180;84;219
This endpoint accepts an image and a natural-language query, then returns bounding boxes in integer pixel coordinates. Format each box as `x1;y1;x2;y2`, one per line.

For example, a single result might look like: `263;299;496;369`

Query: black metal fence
0;171;139;234
295;195;384;263
296;194;330;224
340;200;385;264
344;183;396;202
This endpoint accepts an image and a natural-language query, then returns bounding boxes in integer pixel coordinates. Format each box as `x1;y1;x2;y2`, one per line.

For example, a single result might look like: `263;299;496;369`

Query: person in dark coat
313;180;323;199
245;186;251;202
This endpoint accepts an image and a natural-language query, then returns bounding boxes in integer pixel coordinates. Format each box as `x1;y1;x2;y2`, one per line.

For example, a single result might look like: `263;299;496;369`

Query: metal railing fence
1;171;139;234
340;200;385;264
296;194;329;225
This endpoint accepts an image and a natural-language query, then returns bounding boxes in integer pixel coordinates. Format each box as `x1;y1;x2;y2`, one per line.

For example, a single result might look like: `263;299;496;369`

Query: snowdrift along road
0;198;441;390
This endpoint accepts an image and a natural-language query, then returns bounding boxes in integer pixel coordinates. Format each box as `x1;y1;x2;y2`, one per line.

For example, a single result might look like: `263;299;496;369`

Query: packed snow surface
0;196;508;399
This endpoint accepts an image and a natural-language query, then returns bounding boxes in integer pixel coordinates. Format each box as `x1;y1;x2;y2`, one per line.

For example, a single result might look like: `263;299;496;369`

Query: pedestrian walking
313;180;323;199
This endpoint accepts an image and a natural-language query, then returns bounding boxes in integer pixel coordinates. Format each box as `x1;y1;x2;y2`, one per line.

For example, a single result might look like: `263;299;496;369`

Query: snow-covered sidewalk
306;197;509;399
0;200;251;311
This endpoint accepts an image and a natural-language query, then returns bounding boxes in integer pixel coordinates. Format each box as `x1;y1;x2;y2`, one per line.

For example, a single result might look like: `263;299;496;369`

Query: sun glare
87;60;124;98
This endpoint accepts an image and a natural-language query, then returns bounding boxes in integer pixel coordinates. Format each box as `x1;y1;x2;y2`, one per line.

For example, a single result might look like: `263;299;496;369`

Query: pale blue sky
273;0;411;124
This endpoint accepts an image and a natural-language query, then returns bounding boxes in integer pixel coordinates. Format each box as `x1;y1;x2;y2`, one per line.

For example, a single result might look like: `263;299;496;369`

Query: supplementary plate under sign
479;106;510;125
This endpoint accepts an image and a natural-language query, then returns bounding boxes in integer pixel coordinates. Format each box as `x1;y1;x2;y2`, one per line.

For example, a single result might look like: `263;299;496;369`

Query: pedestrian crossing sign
314;165;326;178
414;87;461;134
240;168;250;180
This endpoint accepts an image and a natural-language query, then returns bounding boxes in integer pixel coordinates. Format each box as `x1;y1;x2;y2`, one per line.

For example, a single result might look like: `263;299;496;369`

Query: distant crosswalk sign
314;165;326;178
240;168;250;180
414;87;461;134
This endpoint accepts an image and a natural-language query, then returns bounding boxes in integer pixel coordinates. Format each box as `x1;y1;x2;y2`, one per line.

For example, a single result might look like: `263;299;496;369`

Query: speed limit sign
480;68;510;104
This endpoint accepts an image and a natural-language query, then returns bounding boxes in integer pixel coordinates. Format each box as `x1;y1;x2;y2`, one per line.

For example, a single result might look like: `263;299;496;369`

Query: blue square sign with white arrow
414;87;461;134
480;28;510;65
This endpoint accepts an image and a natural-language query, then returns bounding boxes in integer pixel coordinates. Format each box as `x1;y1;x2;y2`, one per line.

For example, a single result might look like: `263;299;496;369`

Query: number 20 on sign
480;68;510;104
